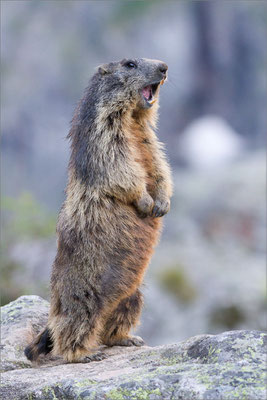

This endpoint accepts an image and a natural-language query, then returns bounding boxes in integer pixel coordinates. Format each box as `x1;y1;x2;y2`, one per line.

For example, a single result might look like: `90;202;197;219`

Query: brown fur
24;58;172;363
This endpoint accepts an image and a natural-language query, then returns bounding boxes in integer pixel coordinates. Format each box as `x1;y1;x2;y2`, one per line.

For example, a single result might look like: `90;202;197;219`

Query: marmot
25;58;172;363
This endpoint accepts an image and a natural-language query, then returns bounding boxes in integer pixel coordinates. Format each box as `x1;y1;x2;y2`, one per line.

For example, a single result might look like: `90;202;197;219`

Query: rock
1;295;49;372
1;296;266;400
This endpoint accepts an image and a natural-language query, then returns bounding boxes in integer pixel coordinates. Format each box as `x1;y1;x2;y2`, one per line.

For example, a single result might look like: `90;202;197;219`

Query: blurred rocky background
1;1;266;345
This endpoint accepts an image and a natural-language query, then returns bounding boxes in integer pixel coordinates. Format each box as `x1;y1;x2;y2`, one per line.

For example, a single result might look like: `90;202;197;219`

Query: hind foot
81;352;108;363
112;336;145;347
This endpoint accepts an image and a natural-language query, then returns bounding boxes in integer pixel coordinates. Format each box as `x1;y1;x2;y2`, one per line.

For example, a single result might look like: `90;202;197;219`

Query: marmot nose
158;63;168;75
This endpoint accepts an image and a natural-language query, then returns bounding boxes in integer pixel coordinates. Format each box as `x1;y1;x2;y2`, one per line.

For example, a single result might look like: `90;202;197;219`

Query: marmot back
25;58;172;363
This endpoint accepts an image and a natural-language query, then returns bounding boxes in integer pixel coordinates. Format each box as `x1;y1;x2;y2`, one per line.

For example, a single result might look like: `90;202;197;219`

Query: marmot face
98;58;168;109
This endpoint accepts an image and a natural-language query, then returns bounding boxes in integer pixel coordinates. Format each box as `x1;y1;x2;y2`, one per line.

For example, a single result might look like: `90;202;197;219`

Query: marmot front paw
135;193;154;218
151;197;170;218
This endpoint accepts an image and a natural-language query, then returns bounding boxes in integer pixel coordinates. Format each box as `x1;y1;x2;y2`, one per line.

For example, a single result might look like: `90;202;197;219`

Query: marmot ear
98;63;113;75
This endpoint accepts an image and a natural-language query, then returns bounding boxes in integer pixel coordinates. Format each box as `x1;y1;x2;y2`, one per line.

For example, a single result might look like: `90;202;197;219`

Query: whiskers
163;73;182;92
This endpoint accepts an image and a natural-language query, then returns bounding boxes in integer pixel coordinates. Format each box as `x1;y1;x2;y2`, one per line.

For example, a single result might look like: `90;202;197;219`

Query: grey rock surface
1;295;49;372
1;296;266;399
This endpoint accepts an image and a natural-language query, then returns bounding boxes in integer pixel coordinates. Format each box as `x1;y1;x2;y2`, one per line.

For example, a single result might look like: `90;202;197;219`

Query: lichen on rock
0;296;266;399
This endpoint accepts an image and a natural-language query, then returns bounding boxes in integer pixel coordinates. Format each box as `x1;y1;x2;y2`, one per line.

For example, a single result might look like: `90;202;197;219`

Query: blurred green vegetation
2;191;56;240
1;191;56;305
158;264;197;304
0;257;25;306
209;305;245;330
113;0;158;23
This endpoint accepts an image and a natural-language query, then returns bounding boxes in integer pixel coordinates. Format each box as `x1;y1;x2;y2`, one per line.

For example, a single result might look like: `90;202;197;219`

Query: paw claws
83;352;107;363
151;201;169;218
112;336;145;347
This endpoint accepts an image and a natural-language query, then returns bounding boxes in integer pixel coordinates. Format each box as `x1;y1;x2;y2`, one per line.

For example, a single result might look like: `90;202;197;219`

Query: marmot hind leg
47;289;104;363
49;317;101;362
101;289;145;347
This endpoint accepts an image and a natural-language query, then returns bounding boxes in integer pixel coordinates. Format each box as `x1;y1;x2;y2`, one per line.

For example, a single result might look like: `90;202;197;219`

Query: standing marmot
25;58;172;363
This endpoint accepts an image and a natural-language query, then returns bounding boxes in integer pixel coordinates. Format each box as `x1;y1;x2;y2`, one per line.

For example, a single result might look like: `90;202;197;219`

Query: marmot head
97;58;168;110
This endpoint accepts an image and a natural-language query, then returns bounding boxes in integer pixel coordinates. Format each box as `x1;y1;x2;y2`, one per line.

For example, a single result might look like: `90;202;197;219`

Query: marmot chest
130;125;155;192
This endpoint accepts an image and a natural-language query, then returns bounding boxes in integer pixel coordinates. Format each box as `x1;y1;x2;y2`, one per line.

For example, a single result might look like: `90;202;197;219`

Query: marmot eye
125;61;137;69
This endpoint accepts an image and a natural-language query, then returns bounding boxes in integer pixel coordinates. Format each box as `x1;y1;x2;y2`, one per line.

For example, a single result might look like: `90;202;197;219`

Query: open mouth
141;80;164;106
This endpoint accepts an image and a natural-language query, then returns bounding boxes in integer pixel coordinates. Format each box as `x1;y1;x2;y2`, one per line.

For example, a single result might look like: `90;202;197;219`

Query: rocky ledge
1;296;266;400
